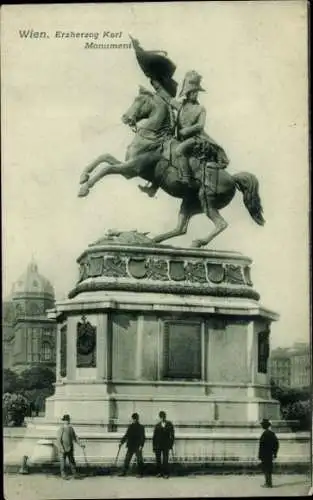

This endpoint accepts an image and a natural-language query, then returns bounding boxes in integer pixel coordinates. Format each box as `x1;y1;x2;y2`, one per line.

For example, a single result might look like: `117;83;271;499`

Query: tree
19;365;56;391
3;393;29;426
3;369;20;393
270;378;311;430
282;400;311;431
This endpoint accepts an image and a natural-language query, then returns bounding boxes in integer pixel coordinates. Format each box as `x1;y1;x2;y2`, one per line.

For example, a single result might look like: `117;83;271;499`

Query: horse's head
122;86;155;127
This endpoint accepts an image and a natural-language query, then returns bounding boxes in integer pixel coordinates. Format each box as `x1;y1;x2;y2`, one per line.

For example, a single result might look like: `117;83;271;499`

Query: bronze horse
78;87;265;247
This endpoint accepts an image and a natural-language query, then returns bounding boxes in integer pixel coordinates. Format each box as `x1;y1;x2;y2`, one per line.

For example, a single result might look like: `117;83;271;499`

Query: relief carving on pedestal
60;326;67;378
71;233;260;300
78;259;89;282
127;256;169;281
146;258;168;281
128;257;148;279
243;266;253;286
258;329;270;374
169;260;186;281
89;256;104;277
224;264;245;284
76;316;96;368
185;261;207;283
102;255;128;278
207;263;225;283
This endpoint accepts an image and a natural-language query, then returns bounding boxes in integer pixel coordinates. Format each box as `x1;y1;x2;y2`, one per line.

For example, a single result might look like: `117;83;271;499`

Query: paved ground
4;473;311;499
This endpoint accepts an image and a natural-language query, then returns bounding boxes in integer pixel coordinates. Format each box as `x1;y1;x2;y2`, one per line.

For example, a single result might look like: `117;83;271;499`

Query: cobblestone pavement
4;473;311;499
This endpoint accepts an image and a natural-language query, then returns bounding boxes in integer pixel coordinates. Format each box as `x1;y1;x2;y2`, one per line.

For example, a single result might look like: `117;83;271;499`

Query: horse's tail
233;172;265;226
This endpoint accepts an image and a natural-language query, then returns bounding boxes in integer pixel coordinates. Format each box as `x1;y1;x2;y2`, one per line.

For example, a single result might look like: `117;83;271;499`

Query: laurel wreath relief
77;317;96;356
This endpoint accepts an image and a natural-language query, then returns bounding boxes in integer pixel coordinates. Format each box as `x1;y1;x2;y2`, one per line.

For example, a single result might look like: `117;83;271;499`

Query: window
15;303;23;317
41;342;52;361
27;328;41;362
29;302;40;316
163;321;201;380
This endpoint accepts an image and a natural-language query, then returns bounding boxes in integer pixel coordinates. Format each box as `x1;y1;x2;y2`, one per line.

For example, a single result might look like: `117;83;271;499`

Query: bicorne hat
130;35;178;97
179;70;205;97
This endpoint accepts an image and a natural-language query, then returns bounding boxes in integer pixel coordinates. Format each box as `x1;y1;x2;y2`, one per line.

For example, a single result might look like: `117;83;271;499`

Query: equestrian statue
78;36;265;248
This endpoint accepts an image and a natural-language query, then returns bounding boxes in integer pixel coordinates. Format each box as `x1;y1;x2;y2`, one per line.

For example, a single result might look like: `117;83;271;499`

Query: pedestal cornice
69;232;260;301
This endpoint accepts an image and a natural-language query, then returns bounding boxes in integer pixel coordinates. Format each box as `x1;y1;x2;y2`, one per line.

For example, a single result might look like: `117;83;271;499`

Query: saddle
161;137;227;192
162;136;228;167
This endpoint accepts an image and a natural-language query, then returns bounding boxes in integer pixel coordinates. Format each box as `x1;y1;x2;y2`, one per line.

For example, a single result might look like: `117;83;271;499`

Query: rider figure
140;71;226;197
175;71;207;182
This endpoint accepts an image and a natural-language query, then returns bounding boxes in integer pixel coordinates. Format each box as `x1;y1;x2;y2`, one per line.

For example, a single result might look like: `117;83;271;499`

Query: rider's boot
177;155;191;186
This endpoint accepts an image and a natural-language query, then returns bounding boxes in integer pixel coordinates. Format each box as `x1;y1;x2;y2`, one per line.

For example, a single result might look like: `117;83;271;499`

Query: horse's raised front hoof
78;183;90;198
191;239;205;248
79;173;90;184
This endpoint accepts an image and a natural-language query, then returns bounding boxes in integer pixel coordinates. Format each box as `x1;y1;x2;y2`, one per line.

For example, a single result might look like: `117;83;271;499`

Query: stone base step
24;418;299;434
4;461;310;476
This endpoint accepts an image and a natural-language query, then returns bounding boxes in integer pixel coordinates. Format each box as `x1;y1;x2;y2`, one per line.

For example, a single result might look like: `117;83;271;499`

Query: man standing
119;412;145;477
56;414;85;479
258;418;279;488
153;411;175;478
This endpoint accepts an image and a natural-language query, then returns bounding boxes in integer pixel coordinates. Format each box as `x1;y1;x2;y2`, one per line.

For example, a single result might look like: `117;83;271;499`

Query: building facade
3;260;57;373
289;343;311;389
270;342;310;389
269;348;292;387
3;301;15;369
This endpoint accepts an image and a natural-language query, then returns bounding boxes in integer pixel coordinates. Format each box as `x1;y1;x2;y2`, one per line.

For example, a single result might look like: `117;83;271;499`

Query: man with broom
56;414;86;480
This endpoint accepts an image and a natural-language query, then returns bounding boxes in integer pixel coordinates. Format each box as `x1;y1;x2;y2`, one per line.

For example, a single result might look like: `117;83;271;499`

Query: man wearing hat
152;410;175;478
141;71;229;197
258;418;279;488
56;414;85;479
118;412;146;477
174;70;208;178
130;37;228;197
138;70;207;197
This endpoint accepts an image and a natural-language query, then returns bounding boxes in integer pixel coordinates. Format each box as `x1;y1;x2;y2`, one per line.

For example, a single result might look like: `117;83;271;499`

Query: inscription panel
163;321;201;380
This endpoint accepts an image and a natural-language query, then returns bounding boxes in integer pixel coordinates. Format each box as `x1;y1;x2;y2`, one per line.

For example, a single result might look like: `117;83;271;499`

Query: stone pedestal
5;232;310;469
45;231;280;429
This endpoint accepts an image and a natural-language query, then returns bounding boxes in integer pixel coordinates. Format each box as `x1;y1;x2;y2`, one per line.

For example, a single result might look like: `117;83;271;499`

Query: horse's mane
138;85;154;97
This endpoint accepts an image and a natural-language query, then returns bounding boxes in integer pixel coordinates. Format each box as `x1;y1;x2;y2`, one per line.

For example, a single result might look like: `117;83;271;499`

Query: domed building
3;259;57;373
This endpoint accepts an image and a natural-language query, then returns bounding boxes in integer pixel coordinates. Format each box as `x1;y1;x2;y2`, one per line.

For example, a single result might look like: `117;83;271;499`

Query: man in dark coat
153;411;175;478
258;418;279;488
119;413;145;477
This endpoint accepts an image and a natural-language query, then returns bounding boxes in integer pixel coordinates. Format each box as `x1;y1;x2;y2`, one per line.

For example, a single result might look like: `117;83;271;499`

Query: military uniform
129;37;228;196
173;71;229;185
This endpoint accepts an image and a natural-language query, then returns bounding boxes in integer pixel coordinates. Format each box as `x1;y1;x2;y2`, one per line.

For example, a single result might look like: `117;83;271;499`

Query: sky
1;2;309;348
